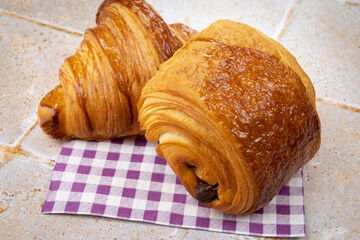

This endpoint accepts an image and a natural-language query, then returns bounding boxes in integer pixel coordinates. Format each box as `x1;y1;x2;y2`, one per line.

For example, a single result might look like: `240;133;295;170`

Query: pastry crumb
184;16;191;26
0;201;9;213
21;193;29;201
46;159;55;167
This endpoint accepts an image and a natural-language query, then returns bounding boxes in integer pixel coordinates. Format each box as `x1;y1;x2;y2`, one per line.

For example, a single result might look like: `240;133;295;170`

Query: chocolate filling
195;180;219;203
186;163;195;169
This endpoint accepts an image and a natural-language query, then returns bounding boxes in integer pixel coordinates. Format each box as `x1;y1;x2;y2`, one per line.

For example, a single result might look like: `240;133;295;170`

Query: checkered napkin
42;136;306;237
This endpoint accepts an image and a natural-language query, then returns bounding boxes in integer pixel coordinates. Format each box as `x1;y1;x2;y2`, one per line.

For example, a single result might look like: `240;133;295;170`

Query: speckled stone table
0;1;359;239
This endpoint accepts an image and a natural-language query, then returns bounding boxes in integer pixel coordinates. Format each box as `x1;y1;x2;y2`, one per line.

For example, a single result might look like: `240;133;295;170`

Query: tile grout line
272;0;360;114
0;120;38;169
274;0;302;41
345;1;360;7
0;119;56;170
0;142;56;165
0;9;83;37
15;120;39;148
0;9;79;169
316;97;360;114
0;120;38;150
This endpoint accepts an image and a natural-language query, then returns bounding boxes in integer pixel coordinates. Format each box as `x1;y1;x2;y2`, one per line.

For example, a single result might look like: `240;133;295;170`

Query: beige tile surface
0;155;51;201
147;0;294;36
0;14;81;146
300;102;360;240
21;125;62;160
0;0;295;37
279;0;360;108
0;0;101;33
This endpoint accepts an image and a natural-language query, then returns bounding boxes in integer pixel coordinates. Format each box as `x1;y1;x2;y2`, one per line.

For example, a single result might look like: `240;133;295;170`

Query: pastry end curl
38;85;67;139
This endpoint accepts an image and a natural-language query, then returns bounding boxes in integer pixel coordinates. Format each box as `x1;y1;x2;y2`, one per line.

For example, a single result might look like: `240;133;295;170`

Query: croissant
138;20;321;214
37;0;197;140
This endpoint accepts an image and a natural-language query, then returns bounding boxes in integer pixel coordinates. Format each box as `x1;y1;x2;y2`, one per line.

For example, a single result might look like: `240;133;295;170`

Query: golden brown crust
138;20;321;214
169;23;198;45
37;0;197;140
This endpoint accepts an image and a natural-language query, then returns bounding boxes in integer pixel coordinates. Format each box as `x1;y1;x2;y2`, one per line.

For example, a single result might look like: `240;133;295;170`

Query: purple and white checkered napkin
42;136;306;237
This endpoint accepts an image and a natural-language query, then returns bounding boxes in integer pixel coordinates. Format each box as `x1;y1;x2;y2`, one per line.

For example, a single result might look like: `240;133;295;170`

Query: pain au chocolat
138;20;321;214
